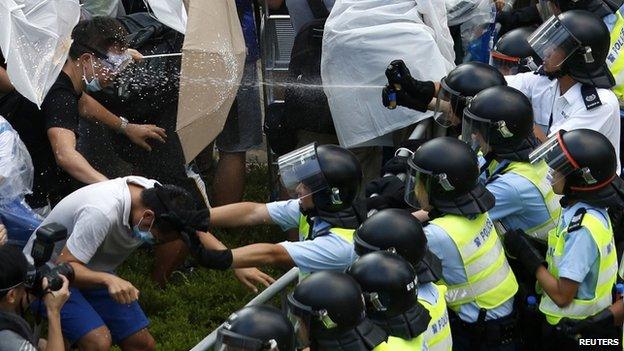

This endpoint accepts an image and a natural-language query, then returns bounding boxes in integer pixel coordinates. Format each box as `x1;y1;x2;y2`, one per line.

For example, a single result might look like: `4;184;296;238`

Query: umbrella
176;0;246;163
0;0;80;107
144;0;187;34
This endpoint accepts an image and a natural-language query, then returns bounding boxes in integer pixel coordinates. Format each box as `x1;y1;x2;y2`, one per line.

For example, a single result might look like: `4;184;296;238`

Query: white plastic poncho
321;0;455;148
0;0;80;108
0;116;33;204
144;0;187;34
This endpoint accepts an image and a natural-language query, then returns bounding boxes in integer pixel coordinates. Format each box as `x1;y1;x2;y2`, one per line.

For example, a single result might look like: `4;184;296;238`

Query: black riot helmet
215;305;295;351
278;143;362;212
353;209;442;284
434;62;507;127
530;129;624;207
405;137;495;215
491;27;541;75
347;251;430;341
528;10;615;88
287;271;387;351
462;86;535;158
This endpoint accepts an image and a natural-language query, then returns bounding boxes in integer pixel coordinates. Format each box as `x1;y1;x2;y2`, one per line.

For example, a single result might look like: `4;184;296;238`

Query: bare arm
231;243;295;268
47;127;107;184
210;202;274;227
0;67;13;93
56;246;139;304
536;265;579;307
78;94;166;151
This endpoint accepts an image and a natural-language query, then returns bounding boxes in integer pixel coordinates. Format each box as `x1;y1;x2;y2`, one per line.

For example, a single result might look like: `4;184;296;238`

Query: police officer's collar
369;303;431;341
562;176;624;209
313;318;387;351
304;202;367;231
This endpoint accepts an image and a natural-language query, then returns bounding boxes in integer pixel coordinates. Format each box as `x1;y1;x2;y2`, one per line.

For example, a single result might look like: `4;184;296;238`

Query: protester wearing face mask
0;245;70;351
20;177;209;351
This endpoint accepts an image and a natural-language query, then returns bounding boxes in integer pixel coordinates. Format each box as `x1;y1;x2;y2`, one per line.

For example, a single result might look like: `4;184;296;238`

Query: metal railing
189;267;300;351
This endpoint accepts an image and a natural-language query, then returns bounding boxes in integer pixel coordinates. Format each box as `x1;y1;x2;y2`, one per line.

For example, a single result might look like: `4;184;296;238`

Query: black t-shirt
0;71;81;207
42;71;82;133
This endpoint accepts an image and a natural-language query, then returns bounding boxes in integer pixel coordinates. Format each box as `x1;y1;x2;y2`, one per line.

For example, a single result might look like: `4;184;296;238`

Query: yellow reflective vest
607;8;624;103
539;210;617;325
373;335;425;351
503;161;562;242
420;284;452;351
429;213;518;311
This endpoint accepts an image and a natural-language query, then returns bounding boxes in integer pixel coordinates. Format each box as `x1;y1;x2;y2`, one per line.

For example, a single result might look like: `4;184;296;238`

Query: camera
25;223;75;296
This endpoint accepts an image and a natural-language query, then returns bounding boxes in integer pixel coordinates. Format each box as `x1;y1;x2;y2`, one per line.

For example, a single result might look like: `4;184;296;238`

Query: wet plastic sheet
144;0;187;34
0;115;33;203
321;0;455;148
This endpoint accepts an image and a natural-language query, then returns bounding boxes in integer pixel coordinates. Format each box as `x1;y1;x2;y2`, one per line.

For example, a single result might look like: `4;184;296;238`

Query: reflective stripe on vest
297;215;355;281
420;284;453;351
373;335;426;351
430;214;518;310
539;212;617;325
607;9;624;103
497;161;562;242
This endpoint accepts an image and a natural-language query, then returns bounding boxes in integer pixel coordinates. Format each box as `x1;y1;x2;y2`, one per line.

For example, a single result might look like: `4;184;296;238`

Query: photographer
0;245;70;351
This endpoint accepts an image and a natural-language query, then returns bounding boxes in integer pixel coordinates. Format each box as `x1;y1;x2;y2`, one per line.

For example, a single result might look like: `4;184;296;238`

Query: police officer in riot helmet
353;209;453;351
491;27;541;75
347;251;430;350
353;209;442;284
504;129;624;349
215;305;295;351
382;61;507;128
405;137;520;350
287;271;387;351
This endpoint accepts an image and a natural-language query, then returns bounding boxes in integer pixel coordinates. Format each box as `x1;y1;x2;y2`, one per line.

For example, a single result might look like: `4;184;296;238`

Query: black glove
503;229;546;275
365;176;408;210
180;231;233;270
383;60;435;112
556;308;615;338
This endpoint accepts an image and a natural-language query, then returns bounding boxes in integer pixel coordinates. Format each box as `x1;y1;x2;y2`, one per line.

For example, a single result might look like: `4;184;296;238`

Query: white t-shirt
22;176;158;272
506;72;621;172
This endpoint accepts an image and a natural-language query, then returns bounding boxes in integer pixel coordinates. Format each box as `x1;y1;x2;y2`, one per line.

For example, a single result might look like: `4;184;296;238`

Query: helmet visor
529;131;578;185
286;294;313;349
278;143;328;198
215;329;279;351
104;51;133;74
528;15;581;68
433;78;463;128
490;51;521;75
461;109;494;153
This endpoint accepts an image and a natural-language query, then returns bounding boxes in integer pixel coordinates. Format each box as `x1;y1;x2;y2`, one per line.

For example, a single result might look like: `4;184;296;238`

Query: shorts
216;60;263;153
33;287;149;344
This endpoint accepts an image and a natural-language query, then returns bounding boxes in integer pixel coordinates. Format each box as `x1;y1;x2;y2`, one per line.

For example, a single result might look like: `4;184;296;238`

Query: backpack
284;0;335;134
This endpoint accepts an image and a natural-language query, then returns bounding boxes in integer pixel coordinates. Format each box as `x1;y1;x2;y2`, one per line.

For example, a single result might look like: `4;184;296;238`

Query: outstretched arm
210;202;274;227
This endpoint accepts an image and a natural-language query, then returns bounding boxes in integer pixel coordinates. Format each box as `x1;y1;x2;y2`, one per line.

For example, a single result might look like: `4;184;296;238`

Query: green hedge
114;164;287;350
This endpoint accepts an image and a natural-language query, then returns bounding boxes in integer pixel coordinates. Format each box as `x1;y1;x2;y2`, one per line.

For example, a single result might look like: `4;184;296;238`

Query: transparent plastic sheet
460;1;497;63
0;0;80;107
0;116;33;203
0;198;42;249
446;0;490;27
143;0;187;34
321;0;454;148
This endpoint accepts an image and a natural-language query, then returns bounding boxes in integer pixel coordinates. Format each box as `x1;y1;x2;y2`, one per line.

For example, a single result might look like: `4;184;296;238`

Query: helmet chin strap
535;64;568;80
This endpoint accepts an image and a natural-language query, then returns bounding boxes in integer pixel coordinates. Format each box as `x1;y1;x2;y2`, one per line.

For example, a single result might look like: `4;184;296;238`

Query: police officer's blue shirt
482;160;552;232
266;199;357;274
424;222;514;322
555;202;605;300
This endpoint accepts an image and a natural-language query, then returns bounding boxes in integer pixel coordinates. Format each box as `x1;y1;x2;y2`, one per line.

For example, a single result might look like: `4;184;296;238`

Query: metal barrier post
189;267;300;351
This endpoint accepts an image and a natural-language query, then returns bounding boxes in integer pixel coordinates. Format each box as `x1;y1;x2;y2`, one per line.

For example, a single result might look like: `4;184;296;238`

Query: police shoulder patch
581;84;602;110
567;207;587;233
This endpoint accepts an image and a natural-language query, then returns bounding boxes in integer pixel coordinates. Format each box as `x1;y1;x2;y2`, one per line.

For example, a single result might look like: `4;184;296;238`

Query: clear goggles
286;293;339;349
433;78;465;128
215;329;280;351
404;157;455;208
461;108;515;153
103;51;133;73
528;15;583;68
277;143;328;198
490;51;538;75
529;131;599;186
